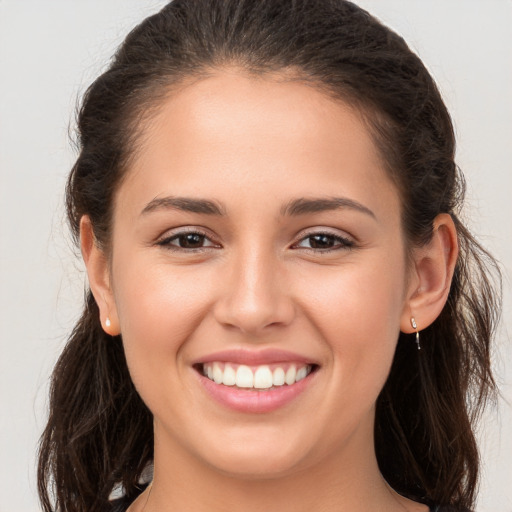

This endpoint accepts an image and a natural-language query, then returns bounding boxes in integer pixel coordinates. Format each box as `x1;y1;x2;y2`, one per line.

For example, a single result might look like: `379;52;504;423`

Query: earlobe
80;216;120;335
401;213;458;334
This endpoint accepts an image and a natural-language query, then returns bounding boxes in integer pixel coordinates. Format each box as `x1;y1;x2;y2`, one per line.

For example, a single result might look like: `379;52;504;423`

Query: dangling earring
411;317;420;350
105;317;111;328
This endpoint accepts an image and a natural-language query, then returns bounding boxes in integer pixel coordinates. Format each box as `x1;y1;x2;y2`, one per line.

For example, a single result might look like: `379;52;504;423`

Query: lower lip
196;370;317;414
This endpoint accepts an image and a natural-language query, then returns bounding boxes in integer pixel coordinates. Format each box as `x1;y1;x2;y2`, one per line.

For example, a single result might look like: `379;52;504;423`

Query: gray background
0;1;510;511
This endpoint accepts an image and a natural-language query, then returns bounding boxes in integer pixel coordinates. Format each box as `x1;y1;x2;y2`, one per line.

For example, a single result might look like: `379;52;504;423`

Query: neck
138;420;421;512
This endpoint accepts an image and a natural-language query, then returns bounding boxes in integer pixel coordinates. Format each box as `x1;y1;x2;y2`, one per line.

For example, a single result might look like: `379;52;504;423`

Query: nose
213;245;296;335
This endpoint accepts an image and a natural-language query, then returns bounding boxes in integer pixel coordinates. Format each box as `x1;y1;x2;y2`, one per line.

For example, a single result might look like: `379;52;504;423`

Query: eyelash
293;232;355;253
156;229;217;252
156;229;355;253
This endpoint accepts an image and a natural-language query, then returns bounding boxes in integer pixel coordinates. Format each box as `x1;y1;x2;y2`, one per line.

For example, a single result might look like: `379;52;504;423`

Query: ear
400;213;458;333
80;215;120;336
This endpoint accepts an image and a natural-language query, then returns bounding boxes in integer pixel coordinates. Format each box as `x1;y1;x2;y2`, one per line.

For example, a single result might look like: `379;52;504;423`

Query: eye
157;230;219;251
294;232;354;252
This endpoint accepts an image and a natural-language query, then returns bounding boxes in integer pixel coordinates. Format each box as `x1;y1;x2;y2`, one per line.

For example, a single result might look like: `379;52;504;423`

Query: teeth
285;366;296;385
213;363;223;384
272;367;285;386
236;365;254;388
254;366;273;389
295;366;308;382
202;362;313;389
222;364;236;386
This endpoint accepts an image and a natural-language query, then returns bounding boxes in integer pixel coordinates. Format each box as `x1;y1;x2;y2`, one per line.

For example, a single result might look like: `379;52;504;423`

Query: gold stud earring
410;317;420;350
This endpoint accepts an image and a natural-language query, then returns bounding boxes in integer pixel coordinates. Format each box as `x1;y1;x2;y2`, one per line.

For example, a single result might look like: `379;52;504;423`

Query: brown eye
157;230;218;251
175;233;207;248
307;234;337;249
295;233;354;251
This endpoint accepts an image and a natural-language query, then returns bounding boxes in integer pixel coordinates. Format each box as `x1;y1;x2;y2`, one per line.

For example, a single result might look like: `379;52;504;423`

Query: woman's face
107;70;415;477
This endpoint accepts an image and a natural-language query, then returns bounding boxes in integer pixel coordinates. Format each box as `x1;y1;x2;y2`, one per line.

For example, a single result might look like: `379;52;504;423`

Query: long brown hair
38;1;501;511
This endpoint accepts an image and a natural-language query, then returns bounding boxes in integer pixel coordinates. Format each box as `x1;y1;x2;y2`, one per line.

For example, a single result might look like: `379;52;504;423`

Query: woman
37;1;501;511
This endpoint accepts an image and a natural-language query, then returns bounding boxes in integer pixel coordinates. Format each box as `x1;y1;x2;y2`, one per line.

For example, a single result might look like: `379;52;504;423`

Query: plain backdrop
0;1;510;511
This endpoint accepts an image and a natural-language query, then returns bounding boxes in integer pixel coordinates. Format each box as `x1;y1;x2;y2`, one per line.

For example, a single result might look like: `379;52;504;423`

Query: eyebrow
281;197;376;219
141;196;225;216
140;195;375;219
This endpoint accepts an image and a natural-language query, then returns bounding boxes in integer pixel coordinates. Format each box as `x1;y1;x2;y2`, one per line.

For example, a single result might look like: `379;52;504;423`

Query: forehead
116;69;400;224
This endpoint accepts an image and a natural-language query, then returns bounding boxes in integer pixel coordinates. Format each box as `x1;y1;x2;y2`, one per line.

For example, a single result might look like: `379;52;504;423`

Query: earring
105;317;111;328
411;317;420;350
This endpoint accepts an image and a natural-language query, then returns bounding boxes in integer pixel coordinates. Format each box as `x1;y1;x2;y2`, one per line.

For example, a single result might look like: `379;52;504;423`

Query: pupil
180;233;204;248
310;234;334;249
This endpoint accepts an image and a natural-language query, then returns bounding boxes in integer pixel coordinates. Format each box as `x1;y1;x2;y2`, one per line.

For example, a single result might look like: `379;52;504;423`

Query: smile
201;362;314;390
194;353;319;413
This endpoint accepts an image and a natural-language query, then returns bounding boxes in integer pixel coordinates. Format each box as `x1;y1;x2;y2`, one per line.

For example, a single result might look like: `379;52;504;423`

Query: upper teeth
203;362;312;390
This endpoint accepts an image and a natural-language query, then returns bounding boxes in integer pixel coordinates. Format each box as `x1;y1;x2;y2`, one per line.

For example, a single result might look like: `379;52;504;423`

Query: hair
38;1;501;511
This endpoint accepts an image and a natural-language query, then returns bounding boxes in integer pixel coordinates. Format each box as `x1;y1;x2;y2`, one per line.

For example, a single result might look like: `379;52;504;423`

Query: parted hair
38;1;501;511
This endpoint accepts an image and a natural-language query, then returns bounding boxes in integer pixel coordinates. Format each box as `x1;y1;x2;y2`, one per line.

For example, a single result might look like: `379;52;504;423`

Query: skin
81;69;458;512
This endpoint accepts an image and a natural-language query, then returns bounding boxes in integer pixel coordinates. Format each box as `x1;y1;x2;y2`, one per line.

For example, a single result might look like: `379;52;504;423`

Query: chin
207;452;305;480
194;429;312;479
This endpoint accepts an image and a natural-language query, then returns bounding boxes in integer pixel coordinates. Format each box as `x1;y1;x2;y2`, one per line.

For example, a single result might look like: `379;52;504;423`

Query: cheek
111;255;214;387
298;253;407;385
296;257;407;439
301;259;405;340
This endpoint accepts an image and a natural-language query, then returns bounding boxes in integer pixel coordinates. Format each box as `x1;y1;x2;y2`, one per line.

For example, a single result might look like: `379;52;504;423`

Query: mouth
192;353;319;413
194;362;317;391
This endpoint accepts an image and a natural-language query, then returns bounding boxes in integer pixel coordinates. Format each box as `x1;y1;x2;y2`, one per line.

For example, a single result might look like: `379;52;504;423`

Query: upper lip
193;348;319;366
